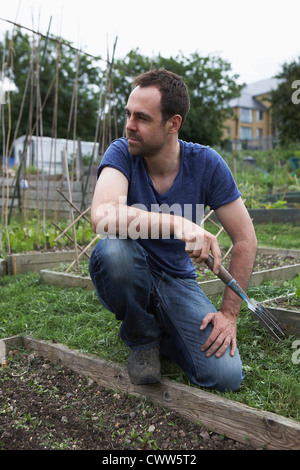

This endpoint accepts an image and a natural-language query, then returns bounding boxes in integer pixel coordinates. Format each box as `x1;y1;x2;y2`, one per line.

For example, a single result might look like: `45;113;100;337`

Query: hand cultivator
204;254;285;341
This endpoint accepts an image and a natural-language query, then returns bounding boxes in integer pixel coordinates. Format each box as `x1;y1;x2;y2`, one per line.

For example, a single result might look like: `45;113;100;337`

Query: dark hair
132;68;190;129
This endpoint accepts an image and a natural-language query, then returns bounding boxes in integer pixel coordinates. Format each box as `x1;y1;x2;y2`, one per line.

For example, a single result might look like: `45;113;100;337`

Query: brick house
223;78;283;150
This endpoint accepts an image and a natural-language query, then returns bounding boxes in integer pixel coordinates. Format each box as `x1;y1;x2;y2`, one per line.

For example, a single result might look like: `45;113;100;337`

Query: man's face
125;85;169;158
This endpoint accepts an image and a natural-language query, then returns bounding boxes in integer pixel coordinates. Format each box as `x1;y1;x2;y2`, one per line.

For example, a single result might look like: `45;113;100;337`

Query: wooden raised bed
1;334;300;450
0;258;6;277
39;263;300;296
5;250;83;275
262;293;300;337
207;208;300;224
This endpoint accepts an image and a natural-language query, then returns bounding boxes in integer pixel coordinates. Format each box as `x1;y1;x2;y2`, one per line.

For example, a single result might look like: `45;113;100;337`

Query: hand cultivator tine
251;300;285;341
203;255;285;341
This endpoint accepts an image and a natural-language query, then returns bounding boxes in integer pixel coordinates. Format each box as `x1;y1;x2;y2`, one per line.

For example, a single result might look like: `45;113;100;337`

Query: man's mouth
127;134;141;143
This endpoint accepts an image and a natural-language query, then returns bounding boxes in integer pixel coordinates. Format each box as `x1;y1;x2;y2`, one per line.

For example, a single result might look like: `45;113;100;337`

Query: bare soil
196;253;300;282
264;294;300;311
0;350;256;451
1;251;298;452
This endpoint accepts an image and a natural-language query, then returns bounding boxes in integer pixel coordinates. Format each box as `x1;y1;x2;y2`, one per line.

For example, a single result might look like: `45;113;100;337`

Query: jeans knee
89;237;151;305
90;238;123;272
187;350;244;393
209;354;244;392
215;361;244;392
90;238;144;281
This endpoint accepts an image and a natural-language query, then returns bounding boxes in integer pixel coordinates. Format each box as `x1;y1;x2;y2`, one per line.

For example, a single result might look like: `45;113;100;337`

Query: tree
0;28;104;156
271;58;300;145
1;32;241;159
111;49;241;146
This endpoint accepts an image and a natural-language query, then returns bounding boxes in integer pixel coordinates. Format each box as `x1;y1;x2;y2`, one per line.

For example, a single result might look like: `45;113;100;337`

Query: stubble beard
126;133;166;158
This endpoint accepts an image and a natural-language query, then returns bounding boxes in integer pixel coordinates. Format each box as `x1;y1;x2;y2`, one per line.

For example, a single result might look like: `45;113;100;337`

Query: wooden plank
200;264;300;296
265;306;300;337
207;208;300;224
6;251;87;275
38;264;300;297
1;335;24;350
257;247;300;258
248;264;300;285
12;335;299;450
0;258;6;277
40;269;93;290
262;294;300;337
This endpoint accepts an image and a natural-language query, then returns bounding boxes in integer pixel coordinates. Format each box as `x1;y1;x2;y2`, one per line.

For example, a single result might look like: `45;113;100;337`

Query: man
89;69;257;392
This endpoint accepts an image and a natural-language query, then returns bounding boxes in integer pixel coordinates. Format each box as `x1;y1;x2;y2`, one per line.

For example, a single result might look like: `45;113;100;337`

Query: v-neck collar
142;141;184;198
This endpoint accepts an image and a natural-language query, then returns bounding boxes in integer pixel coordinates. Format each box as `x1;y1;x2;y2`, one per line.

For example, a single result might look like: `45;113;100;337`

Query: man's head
131;68;190;130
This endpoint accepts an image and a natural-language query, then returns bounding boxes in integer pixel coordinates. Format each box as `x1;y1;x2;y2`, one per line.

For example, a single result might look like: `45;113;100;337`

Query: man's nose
126;115;137;132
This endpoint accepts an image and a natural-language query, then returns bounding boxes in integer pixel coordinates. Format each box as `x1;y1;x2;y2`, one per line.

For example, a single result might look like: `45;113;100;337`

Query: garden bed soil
261;293;300;338
264;293;300;312
0;349;256;451
196;252;300;282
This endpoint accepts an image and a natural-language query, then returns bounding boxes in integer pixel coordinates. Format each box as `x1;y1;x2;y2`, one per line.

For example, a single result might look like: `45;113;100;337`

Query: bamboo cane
61;148;80;270
53;205;91;242
65;235;100;273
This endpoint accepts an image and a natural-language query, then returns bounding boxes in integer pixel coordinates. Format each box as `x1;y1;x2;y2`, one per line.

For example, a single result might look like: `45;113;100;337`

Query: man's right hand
173;216;222;274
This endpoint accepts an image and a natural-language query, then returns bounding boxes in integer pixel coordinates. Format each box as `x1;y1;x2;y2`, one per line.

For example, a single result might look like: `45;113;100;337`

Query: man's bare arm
90;167;222;270
200;197;257;357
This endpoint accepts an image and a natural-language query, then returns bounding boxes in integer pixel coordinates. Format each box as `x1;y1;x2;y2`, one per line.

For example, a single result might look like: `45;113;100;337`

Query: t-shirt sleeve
97;138;131;182
205;148;241;210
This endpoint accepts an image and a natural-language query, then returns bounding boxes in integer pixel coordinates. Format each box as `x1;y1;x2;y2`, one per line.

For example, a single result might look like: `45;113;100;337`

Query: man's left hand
200;311;237;358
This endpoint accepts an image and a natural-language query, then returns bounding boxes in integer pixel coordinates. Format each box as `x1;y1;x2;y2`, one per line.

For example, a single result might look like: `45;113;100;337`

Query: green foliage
0;30;243;158
0;272;299;421
271;57;300;145
221;143;300;208
0;29;103;152
0;215;94;257
253;224;300;250
292;275;300;299
110;49;242;146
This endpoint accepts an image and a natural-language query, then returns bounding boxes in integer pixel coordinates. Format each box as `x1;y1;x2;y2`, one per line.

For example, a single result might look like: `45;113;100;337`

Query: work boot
127;348;161;385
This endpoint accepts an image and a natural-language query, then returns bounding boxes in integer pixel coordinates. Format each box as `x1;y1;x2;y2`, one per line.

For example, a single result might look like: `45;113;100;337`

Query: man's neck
143;140;181;195
143;139;181;177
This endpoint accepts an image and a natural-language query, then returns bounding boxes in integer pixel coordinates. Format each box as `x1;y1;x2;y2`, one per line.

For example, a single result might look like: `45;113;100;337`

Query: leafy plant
292;275;300;299
0;215;95;257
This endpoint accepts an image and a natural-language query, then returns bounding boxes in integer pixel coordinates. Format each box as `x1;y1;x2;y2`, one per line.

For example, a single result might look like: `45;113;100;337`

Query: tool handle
204;254;233;285
204;254;249;301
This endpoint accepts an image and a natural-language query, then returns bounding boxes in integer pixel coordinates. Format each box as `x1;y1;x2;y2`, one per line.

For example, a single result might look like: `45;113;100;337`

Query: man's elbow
91;202;119;236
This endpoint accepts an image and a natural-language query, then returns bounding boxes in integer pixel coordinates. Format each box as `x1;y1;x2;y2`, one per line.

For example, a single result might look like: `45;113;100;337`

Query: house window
256;128;263;139
240;107;253;123
256;110;263;121
240;126;253;140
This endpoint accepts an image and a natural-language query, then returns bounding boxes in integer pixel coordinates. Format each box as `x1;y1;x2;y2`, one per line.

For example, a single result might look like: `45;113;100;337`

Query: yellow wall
223;92;272;143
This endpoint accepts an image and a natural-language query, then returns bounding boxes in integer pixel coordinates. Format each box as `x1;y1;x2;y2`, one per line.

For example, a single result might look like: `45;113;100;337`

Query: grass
1;221;300;423
0;271;299;422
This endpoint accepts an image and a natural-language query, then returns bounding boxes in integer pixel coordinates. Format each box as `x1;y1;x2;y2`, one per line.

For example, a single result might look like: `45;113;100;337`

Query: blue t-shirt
97;137;241;278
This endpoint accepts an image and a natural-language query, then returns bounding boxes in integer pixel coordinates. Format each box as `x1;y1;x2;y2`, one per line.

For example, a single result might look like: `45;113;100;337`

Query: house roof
229;93;266;110
227;77;283;110
242;77;283;97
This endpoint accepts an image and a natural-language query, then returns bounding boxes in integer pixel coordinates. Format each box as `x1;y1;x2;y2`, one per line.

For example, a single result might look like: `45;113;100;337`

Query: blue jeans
89;237;244;392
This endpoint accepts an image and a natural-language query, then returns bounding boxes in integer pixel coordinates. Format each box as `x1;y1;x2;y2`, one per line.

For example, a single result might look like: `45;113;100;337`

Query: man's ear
168;114;182;133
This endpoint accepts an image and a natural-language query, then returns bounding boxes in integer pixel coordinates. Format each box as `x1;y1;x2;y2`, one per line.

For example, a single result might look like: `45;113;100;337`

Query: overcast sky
1;0;300;85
